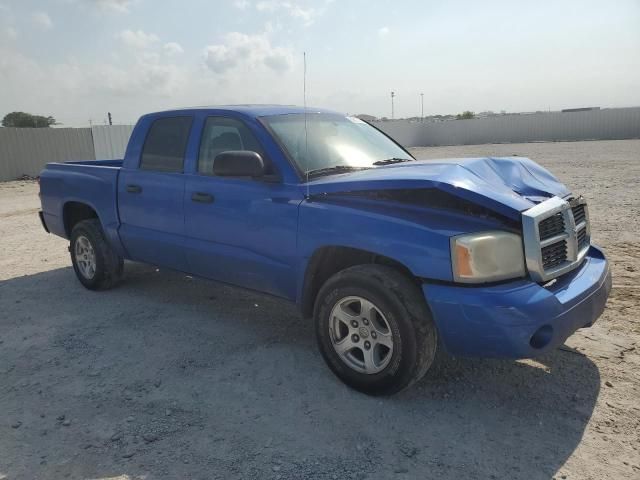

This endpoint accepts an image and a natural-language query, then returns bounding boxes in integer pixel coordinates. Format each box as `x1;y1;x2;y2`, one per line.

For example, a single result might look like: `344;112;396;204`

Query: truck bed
39;159;124;249
48;159;124;168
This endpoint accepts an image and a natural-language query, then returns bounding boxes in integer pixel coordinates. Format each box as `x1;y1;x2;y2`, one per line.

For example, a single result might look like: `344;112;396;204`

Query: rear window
140;116;193;172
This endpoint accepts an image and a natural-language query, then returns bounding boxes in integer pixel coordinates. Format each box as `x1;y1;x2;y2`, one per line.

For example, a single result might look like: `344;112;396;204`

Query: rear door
118;115;194;271
183;115;302;299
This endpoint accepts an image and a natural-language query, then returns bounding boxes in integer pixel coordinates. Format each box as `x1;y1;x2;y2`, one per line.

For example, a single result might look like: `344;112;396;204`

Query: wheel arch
63;201;99;237
300;245;419;318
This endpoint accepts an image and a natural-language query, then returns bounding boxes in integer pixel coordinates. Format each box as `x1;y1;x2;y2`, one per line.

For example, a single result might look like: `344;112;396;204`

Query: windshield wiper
305;165;371;179
372;157;414;166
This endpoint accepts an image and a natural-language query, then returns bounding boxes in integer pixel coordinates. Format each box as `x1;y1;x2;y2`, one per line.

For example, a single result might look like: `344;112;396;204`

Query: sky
0;0;639;126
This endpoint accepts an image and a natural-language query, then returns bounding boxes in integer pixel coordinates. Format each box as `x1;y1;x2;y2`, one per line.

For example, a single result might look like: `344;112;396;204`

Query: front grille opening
577;228;588;250
538;212;565;241
541;240;568;269
572;204;586;225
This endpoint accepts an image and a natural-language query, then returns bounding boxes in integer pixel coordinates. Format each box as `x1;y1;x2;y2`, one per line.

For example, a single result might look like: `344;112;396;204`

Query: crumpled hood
304;157;570;220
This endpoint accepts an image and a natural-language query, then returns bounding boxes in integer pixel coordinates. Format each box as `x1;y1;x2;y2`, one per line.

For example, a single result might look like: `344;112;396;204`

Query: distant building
477;111;500;119
429;114;456;122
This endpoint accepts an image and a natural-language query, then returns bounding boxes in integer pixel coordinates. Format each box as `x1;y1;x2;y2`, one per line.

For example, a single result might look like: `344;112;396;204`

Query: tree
456;111;475;120
1;112;57;128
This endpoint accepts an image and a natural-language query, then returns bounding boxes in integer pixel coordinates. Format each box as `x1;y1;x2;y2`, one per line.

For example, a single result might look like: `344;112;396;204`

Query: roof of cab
146;105;343;118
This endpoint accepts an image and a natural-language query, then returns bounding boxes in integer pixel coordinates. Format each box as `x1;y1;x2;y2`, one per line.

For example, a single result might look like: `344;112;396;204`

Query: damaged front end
300;156;588;284
303;155;571;221
297;155;610;358
309;187;521;230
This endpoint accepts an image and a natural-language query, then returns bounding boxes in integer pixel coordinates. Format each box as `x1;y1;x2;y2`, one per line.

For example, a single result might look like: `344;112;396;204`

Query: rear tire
314;264;438;395
70;219;123;290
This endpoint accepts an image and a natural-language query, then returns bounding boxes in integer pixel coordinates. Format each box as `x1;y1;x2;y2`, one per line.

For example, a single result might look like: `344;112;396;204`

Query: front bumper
423;245;611;358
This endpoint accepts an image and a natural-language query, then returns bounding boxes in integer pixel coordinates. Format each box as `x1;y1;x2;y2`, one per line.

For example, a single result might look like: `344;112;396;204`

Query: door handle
191;192;214;203
126;184;142;194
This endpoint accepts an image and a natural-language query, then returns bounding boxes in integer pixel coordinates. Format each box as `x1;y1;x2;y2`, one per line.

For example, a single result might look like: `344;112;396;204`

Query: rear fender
39;166;126;256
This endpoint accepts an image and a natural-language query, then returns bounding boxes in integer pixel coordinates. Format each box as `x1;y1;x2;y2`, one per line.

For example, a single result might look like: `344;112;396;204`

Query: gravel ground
1;139;639;480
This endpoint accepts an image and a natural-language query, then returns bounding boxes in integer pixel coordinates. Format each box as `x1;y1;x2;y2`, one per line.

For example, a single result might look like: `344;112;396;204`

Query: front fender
297;196;511;285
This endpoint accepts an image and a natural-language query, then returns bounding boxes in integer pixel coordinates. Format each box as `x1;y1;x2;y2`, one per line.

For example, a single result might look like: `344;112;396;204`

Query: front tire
314;265;438;395
70;219;123;290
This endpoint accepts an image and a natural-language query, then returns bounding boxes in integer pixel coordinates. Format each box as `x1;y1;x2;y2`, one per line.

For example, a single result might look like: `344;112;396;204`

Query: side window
140;116;193;172
198;117;267;175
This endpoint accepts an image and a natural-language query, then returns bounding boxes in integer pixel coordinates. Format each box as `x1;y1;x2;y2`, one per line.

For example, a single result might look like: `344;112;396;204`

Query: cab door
117;115;194;271
183;116;302;299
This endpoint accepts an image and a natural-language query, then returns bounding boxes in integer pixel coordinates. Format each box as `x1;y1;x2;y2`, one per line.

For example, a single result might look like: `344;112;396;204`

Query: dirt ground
1;139;638;480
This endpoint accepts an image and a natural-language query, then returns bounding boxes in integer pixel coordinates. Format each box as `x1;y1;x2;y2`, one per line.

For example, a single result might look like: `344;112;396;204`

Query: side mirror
213;151;265;178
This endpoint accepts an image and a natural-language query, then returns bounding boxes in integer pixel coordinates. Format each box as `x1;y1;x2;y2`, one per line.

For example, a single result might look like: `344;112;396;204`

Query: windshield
261;113;413;178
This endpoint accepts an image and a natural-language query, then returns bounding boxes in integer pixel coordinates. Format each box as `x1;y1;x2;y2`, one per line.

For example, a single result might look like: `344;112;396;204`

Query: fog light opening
530;325;553;350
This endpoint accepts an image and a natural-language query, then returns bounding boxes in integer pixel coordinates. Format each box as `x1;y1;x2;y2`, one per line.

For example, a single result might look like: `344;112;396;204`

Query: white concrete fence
91;125;135;161
374;107;640;147
1;107;639;181
0;127;94;181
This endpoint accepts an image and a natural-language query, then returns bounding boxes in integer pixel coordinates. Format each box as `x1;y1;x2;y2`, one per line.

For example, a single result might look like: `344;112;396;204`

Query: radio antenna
303;51;310;199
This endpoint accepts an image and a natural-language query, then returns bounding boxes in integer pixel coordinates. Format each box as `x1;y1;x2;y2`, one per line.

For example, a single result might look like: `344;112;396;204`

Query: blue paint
39;106;610;358
425;246;610;357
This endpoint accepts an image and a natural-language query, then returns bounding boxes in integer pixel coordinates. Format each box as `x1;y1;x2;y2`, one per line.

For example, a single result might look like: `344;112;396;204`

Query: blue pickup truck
39;106;611;395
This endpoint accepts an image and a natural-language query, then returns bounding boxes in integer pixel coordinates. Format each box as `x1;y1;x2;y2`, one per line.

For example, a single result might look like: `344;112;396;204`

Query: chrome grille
541;240;568;269
577;227;588;250
522;196;590;282
572;204;586;225
569;197;590;254
538;212;565;241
